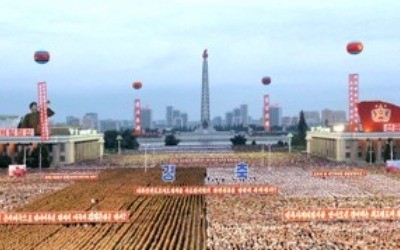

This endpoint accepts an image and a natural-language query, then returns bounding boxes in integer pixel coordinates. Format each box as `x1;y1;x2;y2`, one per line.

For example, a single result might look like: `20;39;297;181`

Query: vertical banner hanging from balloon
38;82;50;141
134;99;141;135
349;74;359;132
264;95;270;131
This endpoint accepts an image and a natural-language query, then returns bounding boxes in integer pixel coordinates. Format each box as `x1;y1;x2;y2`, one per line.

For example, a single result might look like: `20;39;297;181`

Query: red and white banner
384;123;400;132
312;170;367;178
264;95;270;131
38;82;49;141
0;211;129;224
0;128;34;137
386;160;400;173
134;99;141;135
348;74;359;132
169;158;241;164
9;165;27;177
43;174;99;181
282;208;400;222
134;185;279;195
358;101;400;132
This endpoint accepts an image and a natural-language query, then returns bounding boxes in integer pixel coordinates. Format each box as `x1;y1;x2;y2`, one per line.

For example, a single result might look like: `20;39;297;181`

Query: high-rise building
282;116;298;127
303;111;320;126
66;116;80;127
82;113;98;130
270;104;282;127
181;113;188;128
321;109;347;126
141;107;153;130
166;106;173;127
225;112;233;127
99;119;120;132
240;104;248;127
233;108;241;125
212;116;222;127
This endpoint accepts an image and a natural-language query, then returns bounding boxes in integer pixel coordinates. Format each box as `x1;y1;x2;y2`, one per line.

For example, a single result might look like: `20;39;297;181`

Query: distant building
303;111;321;126
0;115;19;128
82;113;99;130
321;109;347;126
0;128;104;167
66;116;80;127
225;112;233;127
282;116;298;127
141;107;153;130
166;106;173;127
99;119;120;132
270;105;282;127
240;104;248;127
165;106;189;129
233;108;241;125
120;120;133;130
213;116;223;127
181;113;188;128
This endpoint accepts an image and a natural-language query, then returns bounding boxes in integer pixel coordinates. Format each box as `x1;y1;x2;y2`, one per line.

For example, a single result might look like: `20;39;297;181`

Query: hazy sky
1;0;399;122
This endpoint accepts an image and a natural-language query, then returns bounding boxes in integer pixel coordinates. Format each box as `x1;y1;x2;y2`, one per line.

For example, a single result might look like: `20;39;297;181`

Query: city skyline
1;1;399;122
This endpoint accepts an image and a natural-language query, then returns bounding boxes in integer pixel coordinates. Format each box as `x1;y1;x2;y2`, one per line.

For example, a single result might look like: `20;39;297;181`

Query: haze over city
1;0;400;122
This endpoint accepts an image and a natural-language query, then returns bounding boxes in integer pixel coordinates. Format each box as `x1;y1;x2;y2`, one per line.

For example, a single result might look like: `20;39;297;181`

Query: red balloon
347;42;363;54
132;82;142;89
261;77;271;85
34;50;50;64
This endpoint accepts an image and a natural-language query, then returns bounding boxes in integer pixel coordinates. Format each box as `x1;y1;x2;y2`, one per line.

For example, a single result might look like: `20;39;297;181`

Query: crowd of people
2;150;400;248
205;153;400;249
0;171;70;211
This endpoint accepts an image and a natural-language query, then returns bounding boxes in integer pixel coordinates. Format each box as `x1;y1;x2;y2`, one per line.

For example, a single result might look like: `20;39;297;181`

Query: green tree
293;111;308;147
230;135;247;146
104;130;119;150
251;140;257;146
276;140;285;147
28;144;50;168
165;134;180;146
121;129;139;150
0;154;12;169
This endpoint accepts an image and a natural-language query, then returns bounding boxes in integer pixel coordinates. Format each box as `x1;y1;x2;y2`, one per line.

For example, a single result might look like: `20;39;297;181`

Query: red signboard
43;174;99;181
134;99;141;135
383;123;400;132
134;185;279;195
264;95;270;131
38;82;50;140
0;211;129;224
0;129;34;137
169;158;241;164
312;170;367;178
358;101;400;132
282;208;400;222
348;74;360;132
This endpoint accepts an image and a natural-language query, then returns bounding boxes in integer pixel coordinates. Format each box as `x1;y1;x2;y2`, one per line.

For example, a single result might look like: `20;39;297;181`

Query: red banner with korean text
134;185;278;195
169;158;241;164
0;128;34;137
38;82;49;140
358;101;400;132
312;170;367;178
43;173;99;181
282;208;400;222
0;211;129;224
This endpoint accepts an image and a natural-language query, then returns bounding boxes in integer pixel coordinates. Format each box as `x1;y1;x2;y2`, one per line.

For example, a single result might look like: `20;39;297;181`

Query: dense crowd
205;153;400;249
2;150;400;249
0;172;70;212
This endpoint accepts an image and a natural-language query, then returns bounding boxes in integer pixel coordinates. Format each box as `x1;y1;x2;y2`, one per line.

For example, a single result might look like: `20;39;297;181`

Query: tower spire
201;49;210;129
